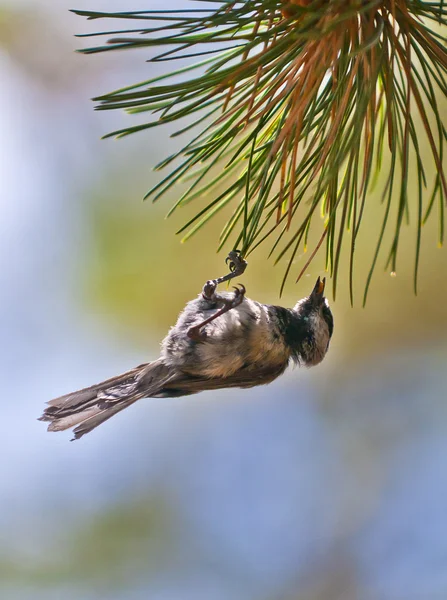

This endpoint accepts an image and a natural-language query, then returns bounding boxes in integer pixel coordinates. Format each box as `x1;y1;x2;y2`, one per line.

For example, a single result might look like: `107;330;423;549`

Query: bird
39;251;334;440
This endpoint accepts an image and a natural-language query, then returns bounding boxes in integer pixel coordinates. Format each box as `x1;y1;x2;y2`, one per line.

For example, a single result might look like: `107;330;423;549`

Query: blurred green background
1;2;447;599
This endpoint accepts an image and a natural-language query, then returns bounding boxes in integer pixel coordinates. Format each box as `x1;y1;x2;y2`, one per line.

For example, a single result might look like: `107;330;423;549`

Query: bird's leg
187;251;247;341
187;284;246;341
201;250;247;302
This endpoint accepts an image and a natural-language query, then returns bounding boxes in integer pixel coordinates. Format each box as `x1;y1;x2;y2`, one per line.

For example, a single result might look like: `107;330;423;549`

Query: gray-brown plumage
39;252;333;440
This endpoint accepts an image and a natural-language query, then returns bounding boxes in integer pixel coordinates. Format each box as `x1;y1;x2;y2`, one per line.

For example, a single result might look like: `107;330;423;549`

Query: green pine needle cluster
73;1;447;302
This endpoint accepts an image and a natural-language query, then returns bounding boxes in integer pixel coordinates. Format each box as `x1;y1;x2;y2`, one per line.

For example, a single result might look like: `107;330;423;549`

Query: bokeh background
1;2;447;599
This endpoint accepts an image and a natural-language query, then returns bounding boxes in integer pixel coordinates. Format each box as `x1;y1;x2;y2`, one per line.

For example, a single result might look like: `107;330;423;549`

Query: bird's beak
310;276;326;305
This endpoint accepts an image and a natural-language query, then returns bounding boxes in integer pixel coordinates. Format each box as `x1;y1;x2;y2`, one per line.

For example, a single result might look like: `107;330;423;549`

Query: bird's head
292;277;334;366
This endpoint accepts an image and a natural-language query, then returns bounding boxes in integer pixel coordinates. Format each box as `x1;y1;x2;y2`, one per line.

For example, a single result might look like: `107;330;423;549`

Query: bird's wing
156;361;288;397
40;359;288;439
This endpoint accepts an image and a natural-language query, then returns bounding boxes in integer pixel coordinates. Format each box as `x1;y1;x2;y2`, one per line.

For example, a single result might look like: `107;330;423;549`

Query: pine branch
73;1;447;301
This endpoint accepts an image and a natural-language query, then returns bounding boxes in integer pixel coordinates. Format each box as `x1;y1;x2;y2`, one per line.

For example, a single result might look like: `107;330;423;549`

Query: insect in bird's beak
310;276;326;304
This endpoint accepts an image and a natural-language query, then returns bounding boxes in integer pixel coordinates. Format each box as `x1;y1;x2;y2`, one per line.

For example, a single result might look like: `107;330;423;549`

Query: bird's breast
194;299;290;378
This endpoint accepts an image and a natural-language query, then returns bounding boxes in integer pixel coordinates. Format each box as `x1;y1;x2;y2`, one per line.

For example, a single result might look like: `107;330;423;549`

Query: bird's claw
232;283;246;296
225;250;246;274
225;250;240;266
231;283;246;306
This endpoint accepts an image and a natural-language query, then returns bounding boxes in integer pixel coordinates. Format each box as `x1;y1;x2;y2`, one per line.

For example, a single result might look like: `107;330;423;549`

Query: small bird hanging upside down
39;252;334;440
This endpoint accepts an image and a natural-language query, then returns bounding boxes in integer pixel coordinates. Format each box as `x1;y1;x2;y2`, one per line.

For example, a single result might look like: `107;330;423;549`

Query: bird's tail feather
39;359;172;440
40;359;288;440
